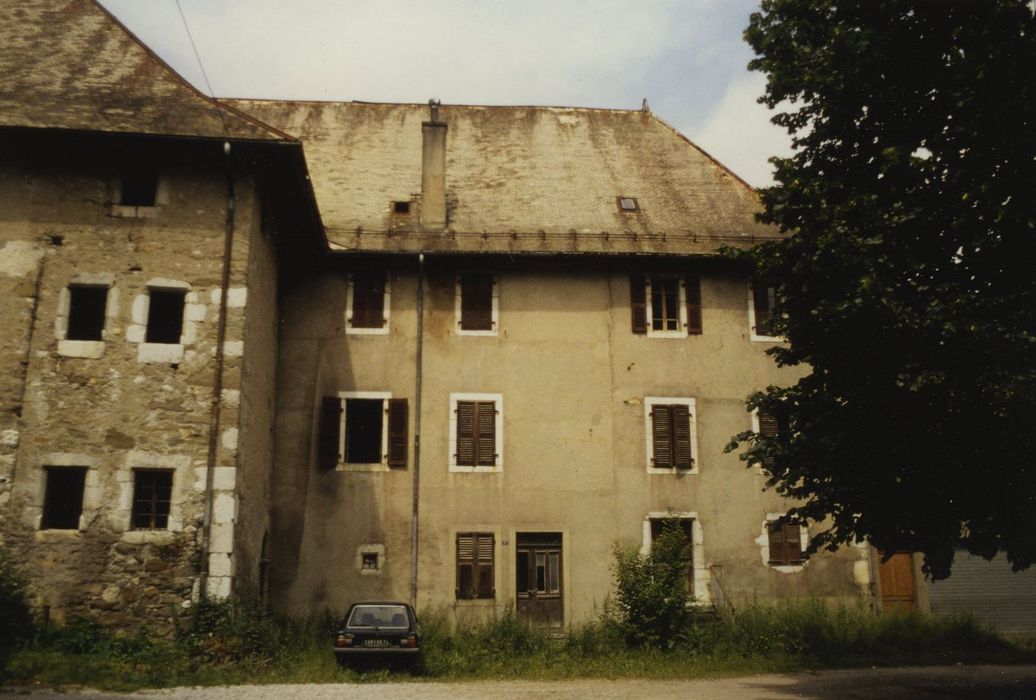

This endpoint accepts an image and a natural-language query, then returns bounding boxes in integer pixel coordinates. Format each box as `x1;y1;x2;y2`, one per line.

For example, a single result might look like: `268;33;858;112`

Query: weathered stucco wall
0;133;257;632
272;255;872;624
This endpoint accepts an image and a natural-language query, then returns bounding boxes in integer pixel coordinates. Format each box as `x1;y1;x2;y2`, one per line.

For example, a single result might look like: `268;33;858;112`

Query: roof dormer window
617;196;639;212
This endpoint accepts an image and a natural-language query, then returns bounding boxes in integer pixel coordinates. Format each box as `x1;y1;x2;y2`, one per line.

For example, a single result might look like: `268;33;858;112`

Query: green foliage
0;547;34;676
729;0;1036;578
611;517;693;648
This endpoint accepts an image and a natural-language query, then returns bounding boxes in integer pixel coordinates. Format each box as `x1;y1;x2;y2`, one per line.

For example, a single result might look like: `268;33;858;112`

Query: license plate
363;639;390;648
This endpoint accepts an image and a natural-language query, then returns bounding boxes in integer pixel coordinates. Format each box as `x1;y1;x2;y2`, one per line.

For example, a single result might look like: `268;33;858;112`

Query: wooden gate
516;533;563;628
878;551;916;612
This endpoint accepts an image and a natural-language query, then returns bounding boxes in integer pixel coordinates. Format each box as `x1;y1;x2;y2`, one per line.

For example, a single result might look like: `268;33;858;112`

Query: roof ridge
220;97;645;114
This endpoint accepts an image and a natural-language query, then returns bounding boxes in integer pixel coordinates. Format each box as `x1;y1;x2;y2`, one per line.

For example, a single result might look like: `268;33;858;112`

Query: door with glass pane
516;533;563;628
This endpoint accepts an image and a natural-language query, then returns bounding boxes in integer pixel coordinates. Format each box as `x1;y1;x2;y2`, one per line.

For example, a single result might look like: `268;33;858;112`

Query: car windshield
346;604;409;628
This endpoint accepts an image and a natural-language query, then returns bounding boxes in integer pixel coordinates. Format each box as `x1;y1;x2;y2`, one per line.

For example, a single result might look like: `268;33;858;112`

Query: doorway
516;533;563;628
878;551;916;611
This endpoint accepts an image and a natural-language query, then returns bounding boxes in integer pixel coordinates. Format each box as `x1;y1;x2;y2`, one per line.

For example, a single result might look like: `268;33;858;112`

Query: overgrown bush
611;517;693;648
0;546;34;674
180;598;309;666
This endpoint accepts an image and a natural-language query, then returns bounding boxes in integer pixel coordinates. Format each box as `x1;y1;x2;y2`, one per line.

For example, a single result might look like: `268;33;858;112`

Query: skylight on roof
617;197;639;212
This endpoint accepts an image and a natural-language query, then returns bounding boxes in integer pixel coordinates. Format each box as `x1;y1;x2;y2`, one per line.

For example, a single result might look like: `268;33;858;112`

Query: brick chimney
420;99;447;230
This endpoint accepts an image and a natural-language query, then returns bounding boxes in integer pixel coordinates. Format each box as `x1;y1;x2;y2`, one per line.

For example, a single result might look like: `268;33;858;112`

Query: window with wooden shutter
649;277;681;332
649;401;694;470
350;271;387;329
685;275;702;334
456;400;497;467
459;274;494;332
751;281;778;338
456;532;495;599
387;399;408;468
630;275;647;333
767;520;803;566
318;397;342;470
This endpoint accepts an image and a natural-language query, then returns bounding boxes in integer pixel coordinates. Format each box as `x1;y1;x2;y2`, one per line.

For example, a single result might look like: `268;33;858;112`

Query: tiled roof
0;0;288;141
223;100;780;255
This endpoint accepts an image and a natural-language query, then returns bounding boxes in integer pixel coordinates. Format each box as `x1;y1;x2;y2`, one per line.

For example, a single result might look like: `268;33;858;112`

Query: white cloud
688;72;793;188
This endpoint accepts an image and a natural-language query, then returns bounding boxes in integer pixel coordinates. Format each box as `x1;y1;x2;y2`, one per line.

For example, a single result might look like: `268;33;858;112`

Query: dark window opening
617;196;639;212
67;285;108;341
651;403;693;469
145;289;185;344
392;201;411;214
649;277;680;331
362;552;379;570
768;520;803;566
351;271;387;329
752;282;778;337
455;400;496;467
459;274;494;331
457;532;494;599
131;469;173;530
345;398;384;463
41;467;87;530
119;164;159;207
650;518;694;590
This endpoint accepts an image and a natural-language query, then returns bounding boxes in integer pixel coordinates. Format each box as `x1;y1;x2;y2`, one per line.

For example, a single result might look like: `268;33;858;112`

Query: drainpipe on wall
410;253;425;606
420;100;447;230
200;140;236;601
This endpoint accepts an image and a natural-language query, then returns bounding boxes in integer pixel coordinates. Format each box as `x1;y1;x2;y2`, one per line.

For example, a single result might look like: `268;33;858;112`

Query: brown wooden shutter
672;404;693;469
768;521;802;565
317;397;341;470
475;401;496;466
476;534;495;598
457;533;495;599
456;401;476;466
651;404;673;467
685;275;702;335
460;275;493;331
752;282;774;337
457;534;475;598
387;398;408;468
783;524;802;563
630;275;647;333
352;271;386;328
758;410;779;469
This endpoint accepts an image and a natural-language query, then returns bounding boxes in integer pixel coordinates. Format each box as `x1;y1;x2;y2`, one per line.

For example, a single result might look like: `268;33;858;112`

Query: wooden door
516;533;563;628
878;551;916;612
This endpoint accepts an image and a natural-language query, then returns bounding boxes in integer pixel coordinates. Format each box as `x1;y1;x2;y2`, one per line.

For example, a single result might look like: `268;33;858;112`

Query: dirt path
5;665;1036;699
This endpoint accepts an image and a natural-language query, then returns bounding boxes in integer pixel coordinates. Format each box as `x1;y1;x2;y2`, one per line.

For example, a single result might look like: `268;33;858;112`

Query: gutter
410;253;425;605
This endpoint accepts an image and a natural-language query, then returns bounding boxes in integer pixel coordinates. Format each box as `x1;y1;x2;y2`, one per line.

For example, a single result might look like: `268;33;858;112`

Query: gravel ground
4;665;1036;699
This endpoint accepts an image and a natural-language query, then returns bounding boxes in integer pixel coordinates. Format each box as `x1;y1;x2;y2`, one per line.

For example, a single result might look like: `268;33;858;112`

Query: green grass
3;600;1033;692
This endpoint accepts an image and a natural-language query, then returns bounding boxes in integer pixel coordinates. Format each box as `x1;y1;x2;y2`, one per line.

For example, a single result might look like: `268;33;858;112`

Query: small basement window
617;196;639;212
131;469;173;530
66;285;108;341
362;552;379;570
145;289;186;344
119;164;159;207
345;398;384;464
41;466;87;530
392;201;411;214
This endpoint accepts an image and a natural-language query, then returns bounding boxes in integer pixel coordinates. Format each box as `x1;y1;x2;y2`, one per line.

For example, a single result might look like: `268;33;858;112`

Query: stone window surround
645;276;689;338
114;450;191;543
107;172;169;219
643;396;699;475
449;392;504;473
747;282;782;342
337;391;392;472
356;543;385;576
757;512;809;573
454;273;500;337
127;278;206;364
346;272;391;335
54;273;118;359
31;453;102;537
641;511;711;606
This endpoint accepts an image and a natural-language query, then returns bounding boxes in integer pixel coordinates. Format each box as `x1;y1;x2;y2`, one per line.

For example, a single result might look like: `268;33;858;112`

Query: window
643;513;710;604
131;469;173;530
649;517;694;589
41;467;87;530
617;196;639;212
749;281;779;340
347;271;389;334
645;397;697;472
630;275;702;336
456;532;494;599
145;289;185;344
118;163;159;207
317;393;408;470
450;393;503;471
66;286;108;341
362;552;379;570
392;201;411;214
456;274;497;335
767;517;804;566
753;406;789;469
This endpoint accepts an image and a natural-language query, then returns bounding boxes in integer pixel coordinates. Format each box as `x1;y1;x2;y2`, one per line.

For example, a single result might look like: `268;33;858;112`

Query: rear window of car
346;604;410;628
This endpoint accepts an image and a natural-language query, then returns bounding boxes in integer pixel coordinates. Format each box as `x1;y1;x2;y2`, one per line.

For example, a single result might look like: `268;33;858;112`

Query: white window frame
338;391;392;472
346;272;391;335
757;512;809;573
356;543;385;576
646;276;688;338
127;278;200;364
449;392;503;473
31;453;101;538
54;273;118;359
455;274;499;337
641;512;711;606
748;282;782;342
644;396;699;474
113;451;191;543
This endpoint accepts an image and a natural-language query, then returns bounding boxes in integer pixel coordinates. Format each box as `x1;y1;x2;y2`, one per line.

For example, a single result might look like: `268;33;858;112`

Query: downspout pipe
410;253;425;606
200;140;236;601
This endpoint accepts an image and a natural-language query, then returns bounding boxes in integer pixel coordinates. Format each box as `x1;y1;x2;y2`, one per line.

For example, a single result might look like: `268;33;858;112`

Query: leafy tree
730;0;1036;579
611;518;692;648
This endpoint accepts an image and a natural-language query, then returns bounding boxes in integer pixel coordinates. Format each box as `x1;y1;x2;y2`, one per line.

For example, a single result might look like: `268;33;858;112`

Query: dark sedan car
333;601;420;666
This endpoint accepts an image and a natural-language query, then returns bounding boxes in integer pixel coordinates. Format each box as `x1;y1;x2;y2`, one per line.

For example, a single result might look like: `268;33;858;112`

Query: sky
99;0;792;188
